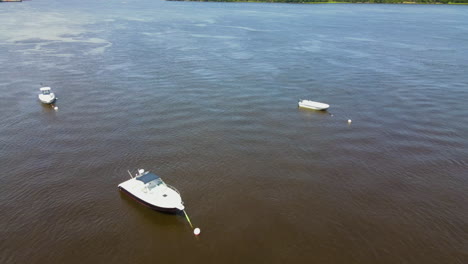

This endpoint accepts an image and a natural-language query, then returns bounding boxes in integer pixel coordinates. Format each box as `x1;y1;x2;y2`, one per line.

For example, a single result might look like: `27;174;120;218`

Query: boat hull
38;94;56;104
119;186;182;213
39;99;56;104
298;101;329;110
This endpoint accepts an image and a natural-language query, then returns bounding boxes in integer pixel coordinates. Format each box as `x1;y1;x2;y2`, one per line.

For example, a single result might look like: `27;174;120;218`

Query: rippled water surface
1;1;467;263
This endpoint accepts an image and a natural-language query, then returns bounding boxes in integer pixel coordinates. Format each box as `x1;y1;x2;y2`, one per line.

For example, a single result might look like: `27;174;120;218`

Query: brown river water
1;1;467;263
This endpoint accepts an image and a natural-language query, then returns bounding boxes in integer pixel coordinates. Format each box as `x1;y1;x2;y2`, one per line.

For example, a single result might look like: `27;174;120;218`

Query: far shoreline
166;0;468;4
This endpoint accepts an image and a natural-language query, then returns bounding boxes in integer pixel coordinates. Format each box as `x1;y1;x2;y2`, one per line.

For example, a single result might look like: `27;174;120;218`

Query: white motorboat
298;99;329;110
118;169;185;213
38;87;56;104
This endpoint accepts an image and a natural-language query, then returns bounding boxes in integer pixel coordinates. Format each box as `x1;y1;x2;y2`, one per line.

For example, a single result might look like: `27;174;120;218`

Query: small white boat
298;99;329;110
38;87;56;104
118;169;185;213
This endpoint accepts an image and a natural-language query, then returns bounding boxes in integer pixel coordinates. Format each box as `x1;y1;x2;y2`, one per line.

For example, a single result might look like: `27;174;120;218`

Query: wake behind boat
118;169;185;213
298;99;329;110
38;86;56;104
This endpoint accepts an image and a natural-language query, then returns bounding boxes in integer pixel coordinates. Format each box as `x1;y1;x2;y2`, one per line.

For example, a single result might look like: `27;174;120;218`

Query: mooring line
183;210;194;229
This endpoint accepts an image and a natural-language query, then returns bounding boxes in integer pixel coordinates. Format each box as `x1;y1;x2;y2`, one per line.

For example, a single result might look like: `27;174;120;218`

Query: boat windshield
147;178;164;190
136;172;164;189
42;90;50;95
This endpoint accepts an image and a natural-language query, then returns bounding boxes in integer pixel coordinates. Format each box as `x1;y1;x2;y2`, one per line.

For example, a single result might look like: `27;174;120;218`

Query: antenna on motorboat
127;170;134;179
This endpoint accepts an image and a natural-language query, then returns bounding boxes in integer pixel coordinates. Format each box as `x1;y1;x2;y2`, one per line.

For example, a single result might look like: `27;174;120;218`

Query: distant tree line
167;0;468;3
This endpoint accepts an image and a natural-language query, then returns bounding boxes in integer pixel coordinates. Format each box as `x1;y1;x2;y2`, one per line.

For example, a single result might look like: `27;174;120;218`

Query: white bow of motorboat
38;87;56;104
118;169;185;213
298;99;329;110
